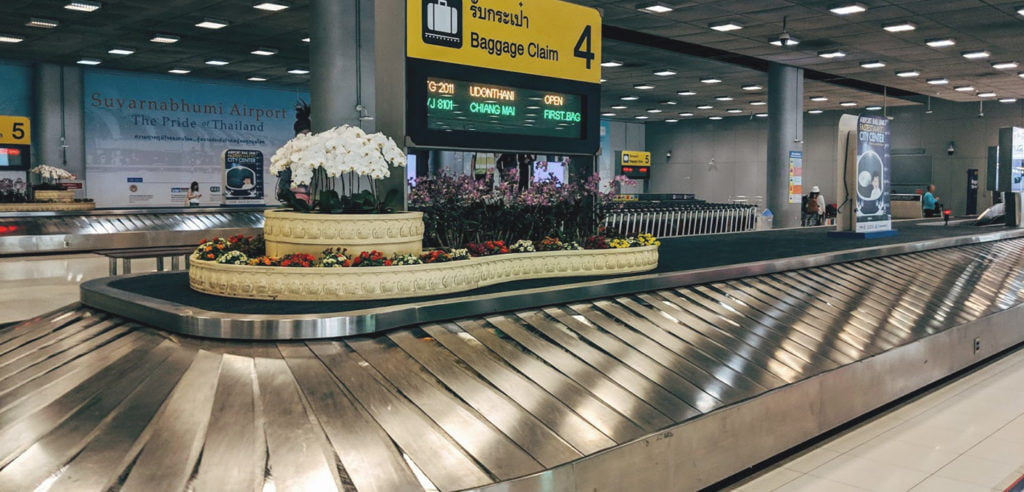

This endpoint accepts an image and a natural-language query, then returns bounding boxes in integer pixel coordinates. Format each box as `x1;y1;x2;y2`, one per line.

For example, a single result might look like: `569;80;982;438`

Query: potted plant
265;125;423;256
30;165;76;202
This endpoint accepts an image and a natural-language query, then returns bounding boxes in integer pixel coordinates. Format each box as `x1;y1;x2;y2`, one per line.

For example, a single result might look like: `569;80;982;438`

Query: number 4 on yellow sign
0;116;30;146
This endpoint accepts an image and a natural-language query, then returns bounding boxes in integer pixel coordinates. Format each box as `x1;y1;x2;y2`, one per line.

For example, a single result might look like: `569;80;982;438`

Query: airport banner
83;69;307;208
407;0;602;83
854;115;892;233
788;150;803;204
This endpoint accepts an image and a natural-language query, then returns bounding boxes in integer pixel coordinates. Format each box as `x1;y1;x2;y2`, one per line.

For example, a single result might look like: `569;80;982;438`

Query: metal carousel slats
0;240;1024;490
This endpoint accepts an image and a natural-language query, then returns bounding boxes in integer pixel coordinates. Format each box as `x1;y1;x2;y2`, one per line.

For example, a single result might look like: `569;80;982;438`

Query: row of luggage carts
603;200;759;238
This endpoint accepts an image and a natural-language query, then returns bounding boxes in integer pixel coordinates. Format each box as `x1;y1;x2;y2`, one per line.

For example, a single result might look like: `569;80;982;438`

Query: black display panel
407;59;600;155
0;145;30;170
425;77;584;138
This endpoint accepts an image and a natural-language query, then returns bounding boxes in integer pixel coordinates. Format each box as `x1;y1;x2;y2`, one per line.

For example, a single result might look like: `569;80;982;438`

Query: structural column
766;63;804;228
309;0;374;131
32;63;85;197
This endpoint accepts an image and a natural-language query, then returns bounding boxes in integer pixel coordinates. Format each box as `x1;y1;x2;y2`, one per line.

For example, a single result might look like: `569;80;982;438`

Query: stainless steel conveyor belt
1;238;1023;491
0;207;266;254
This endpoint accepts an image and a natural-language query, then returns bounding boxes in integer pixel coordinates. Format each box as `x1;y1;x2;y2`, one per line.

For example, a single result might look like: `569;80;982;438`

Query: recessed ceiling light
660;100;677;105
634;83;655;90
0;34;24;43
818;49;846;59
754;113;768;118
76;58;101;65
697;105;714;110
678;90;696;96
840;101;857;107
168;68;191;74
251;47;279;56
770;38;800;47
866;106;882;111
679;112;694;117
653;69;677;77
954;86;975;92
253;1;290;11
727;109;743;113
896;70;920;77
665;119;679;123
860;60;886;69
637;2;673;13
621;96;639;101
830;3;867;15
709;116;723;120
962;50;991;59
999;98;1018;103
287;68;310;74
978;92;997;98
150;34;180;44
107;48;134;55
992;61;1019;70
611;105;628;110
206;59;230;66
64;1;101;12
247;76;267;82
742;84;763;91
26;18;60;28
635;115;650;120
602;112;617;117
926;78;949;85
883;22;916;32
646;108;663;113
709;21;743;32
600;60;623;68
700;77;722;84
1018;7;1024;16
749;101;766;106
926;38;956;48
600;79;607;83
301;37;310;43
808;109;824;114
715;96;733;101
810;96;828;102
196;18;229;29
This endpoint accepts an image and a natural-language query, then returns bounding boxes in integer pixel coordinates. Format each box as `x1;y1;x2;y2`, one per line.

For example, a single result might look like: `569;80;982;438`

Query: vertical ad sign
855;115;892;233
223;150;264;205
788;150;803;204
1012;127;1024;192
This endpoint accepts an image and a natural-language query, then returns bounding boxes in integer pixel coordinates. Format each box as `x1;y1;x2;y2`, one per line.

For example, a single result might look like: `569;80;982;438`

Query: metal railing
604;201;759;238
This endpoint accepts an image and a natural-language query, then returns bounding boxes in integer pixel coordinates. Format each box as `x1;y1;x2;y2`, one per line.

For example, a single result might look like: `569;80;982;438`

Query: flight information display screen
425;77;584;138
0;146;29;170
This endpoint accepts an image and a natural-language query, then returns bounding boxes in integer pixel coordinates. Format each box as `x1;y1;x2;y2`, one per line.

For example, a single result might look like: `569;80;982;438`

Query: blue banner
83;69;307;207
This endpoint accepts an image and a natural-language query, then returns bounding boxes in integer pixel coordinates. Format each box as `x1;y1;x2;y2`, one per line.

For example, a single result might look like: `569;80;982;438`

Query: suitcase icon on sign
423;0;462;48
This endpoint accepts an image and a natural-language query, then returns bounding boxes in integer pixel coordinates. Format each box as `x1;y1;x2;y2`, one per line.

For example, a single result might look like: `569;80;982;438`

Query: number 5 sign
0;116;30;146
407;0;602;84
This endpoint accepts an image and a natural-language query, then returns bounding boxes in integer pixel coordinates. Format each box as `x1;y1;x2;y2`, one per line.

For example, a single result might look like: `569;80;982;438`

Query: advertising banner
83;70;307;208
407;0;602;83
854;115;892;233
223;149;264;205
1000;127;1024;193
788;150;803;204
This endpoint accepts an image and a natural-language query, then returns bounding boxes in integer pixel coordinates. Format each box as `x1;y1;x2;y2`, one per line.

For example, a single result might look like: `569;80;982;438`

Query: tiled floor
0;253;156;324
728;347;1024;491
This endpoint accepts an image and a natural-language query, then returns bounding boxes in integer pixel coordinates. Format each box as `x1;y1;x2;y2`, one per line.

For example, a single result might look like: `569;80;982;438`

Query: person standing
922;184;941;217
186;181;202;207
803;186;825;226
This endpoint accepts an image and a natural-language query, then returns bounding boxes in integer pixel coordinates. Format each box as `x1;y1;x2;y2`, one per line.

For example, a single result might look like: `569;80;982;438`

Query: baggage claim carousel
1;219;1024;491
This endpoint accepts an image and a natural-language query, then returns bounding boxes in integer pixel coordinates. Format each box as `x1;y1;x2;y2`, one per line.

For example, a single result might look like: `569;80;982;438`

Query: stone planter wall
33;190;76;203
263;210;425;257
0;201;95;212
189;246;659;301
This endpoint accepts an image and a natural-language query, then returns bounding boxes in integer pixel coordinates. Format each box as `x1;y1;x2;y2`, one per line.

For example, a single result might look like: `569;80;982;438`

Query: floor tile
808;454;931;491
774;474;869;492
846;438;960;474
964;436;1024;465
780;448;843;474
907;475;992;492
934;454;1024;489
730;467;804;491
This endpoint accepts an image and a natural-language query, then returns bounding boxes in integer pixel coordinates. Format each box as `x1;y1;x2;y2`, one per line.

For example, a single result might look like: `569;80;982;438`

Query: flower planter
33;190;75;203
263;209;425;257
189;246;659;301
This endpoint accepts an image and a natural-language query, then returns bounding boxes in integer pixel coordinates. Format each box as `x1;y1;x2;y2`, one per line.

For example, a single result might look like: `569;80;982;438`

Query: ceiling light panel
26;18;59;28
962;50;990;59
0;34;24;43
196;18;229;29
76;58;101;65
926;38;956;48
637;2;673;13
883;22;916;32
830;3;867;15
709;21;743;32
653;69;677;76
150;34;180;44
992;61;1019;69
253;1;290;11
65;1;101;12
251;47;279;56
818;49;846;58
860;60;886;68
108;48;134;55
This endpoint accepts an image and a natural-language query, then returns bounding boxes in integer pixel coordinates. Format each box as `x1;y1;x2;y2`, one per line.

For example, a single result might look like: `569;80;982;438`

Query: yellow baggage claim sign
408;0;603;84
